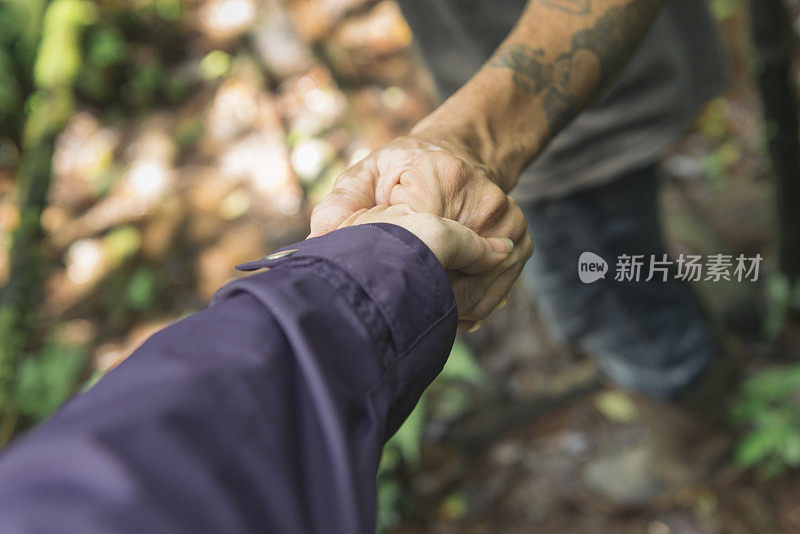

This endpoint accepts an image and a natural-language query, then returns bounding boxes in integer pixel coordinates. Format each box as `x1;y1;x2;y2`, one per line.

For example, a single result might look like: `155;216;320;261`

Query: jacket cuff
235;223;457;356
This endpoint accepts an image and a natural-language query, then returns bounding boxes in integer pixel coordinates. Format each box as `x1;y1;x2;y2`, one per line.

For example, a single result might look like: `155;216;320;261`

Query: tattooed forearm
540;0;591;16
490;0;661;133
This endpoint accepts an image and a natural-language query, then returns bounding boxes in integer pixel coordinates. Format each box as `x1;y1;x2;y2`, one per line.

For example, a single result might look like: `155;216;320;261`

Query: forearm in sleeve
0;224;458;534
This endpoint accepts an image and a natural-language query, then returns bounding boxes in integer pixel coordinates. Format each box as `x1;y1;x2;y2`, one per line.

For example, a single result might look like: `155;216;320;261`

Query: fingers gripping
309;163;378;237
458;230;533;322
441;218;513;274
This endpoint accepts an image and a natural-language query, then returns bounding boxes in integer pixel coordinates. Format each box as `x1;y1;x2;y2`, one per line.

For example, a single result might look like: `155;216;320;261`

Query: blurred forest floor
2;0;800;532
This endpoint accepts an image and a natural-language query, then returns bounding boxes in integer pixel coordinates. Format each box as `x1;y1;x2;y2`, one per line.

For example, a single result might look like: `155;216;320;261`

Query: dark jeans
520;165;716;401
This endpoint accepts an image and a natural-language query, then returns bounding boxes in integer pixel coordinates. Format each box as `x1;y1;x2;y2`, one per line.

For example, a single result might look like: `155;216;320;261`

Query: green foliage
732;364;800;477
710;0;743;20
0;0;92;438
0;48;23;120
126;268;157;311
439;337;485;384
0;0;47;66
200;50;232;81
174;116;204;150
33;0;96;90
0;0;209;134
376;447;404;529
154;0;182;22
762;272;800;338
0;140;57;440
0;307;26;431
87;27;127;68
383;338;483;464
23;88;77;147
703;139;740;190
23;89;75;147
0;0;46;134
377;337;485;531
438;490;468;520
390;395;426;465
105;225;142;263
14;338;87;421
595;390;638;423
697;98;743;190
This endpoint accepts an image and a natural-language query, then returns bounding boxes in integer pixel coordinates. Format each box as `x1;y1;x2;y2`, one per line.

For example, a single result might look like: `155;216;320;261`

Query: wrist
409;117;512;191
409;126;513;193
410;92;543;193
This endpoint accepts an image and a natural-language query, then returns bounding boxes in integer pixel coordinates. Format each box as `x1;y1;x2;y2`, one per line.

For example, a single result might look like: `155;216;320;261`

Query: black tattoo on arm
540;0;591;16
490;0;660;133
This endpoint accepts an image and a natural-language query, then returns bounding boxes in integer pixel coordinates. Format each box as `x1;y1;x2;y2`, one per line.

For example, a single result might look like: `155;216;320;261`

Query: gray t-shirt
397;0;729;202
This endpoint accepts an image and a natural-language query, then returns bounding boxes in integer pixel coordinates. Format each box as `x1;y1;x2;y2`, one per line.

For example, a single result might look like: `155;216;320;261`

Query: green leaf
87;27;126;68
15;341;87;420
439;337;485;384
387;395;426;465
736;430;777;468
0;49;22;115
80;368;106;393
33;0;96;90
431;387;473;422
764;272;791;338
199;50;231;81
105;225;141;263
782;431;800;466
155;0;181;21
376;477;402;531
439;490;468;519
710;0;741;20
125;268;156;311
742;364;800;402
595;390;638;423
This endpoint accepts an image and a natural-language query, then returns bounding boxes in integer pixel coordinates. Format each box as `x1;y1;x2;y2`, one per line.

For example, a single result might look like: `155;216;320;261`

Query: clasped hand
310;135;533;330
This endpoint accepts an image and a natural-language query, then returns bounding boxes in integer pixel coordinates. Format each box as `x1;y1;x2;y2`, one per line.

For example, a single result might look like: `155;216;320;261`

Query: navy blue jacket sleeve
0;223;458;534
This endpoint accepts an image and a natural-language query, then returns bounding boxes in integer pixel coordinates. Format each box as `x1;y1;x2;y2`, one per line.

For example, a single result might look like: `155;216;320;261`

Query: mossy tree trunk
748;0;800;283
0;139;56;443
0;0;92;444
